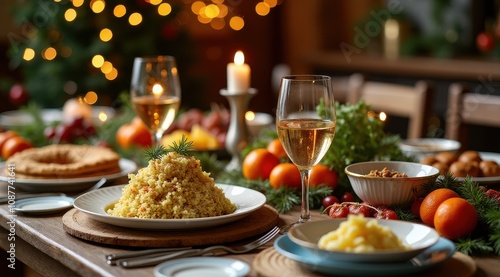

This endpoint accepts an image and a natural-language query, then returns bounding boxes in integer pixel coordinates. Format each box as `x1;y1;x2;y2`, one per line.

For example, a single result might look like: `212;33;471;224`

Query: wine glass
276;75;336;231
130;56;181;145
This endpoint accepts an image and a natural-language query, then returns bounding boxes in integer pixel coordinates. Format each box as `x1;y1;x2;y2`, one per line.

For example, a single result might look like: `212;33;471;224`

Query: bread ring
6;144;121;178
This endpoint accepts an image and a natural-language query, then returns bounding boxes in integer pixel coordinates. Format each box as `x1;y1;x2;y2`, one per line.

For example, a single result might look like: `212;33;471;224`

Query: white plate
0;107;115;128
456;152;500;184
154;257;250;277
275;235;455;277
0;159;137;192
14;196;74;215
73;184;266;230
289;218;439;263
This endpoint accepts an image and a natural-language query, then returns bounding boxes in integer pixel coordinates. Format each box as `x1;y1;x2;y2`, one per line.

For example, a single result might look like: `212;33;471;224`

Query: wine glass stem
299;169;312;223
153;131;163;146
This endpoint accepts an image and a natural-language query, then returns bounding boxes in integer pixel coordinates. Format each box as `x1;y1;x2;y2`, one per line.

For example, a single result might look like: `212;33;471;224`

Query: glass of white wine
130;56;181;145
276;75;336;231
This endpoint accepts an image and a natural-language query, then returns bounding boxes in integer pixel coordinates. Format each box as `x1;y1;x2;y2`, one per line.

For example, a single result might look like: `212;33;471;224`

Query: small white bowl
399;138;461;162
289;218;439;263
345;161;439;206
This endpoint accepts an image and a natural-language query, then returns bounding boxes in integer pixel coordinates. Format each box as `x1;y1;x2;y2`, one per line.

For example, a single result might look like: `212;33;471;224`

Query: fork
116;225;281;268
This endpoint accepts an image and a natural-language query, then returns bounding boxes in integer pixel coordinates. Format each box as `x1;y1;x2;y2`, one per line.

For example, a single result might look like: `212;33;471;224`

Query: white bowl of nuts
345;161;440;206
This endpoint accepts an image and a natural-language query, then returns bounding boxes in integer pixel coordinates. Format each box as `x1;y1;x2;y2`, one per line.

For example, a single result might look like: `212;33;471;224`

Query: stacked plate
275;219;456;277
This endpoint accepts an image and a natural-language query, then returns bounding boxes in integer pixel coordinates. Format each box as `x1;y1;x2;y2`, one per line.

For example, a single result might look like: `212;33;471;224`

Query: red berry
341;192;355;202
376;209;399;220
476;32;495;52
322;195;339;210
9;84;29;106
348;203;371;217
328;203;349;218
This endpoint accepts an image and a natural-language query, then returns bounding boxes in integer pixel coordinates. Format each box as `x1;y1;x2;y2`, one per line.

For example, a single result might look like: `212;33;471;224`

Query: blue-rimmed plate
274;235;455;277
154;257;250;277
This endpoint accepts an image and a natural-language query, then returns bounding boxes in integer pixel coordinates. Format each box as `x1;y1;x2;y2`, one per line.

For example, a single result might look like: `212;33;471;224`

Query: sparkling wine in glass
276;75;336;231
130;56;181;145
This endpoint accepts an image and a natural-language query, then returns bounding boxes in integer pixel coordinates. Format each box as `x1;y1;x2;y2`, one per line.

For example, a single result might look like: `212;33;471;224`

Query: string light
21;0;281;102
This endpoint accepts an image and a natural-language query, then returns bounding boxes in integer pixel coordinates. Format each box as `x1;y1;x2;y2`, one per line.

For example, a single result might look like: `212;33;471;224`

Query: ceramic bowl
288;218;440;263
399;138;461;162
345;161;439;206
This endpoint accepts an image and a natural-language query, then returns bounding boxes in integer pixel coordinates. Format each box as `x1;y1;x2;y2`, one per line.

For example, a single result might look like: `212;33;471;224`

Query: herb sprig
145;135;193;161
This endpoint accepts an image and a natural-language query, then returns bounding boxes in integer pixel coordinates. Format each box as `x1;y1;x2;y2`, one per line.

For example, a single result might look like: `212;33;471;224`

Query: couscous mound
107;152;236;219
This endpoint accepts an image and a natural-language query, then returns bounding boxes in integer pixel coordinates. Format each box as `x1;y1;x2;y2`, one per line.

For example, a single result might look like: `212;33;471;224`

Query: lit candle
227;51;250;93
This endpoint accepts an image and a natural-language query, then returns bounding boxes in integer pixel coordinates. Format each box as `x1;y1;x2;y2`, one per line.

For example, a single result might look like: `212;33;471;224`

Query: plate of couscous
74;184;266;230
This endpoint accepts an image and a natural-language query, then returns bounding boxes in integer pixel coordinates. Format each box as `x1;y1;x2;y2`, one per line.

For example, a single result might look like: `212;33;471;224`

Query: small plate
73;184;266;230
14;196;74;215
154;257;250;277
274;235;455;277
289;218;439;263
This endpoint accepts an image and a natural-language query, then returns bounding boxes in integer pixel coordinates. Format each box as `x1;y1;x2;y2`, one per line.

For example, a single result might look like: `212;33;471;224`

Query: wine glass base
279;217;312;234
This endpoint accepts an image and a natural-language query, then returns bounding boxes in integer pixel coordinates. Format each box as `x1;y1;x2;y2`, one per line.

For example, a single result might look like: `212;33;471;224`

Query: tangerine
419;188;459;227
0;131;18;152
242;148;280;180
309;164;339;189
269;163;301;189
434;197;478;240
266;138;288;159
1;136;32;159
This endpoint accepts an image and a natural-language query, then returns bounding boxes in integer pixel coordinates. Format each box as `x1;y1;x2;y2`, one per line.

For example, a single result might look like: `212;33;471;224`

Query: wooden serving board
62;205;279;248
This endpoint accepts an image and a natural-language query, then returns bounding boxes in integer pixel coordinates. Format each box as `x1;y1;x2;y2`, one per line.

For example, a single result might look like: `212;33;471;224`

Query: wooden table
0;185;499;277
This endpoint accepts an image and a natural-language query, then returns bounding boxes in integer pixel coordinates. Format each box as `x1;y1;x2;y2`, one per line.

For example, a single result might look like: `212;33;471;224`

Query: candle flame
152;83;164;96
98;111;108;122
245;111;255;121
234;51;245;65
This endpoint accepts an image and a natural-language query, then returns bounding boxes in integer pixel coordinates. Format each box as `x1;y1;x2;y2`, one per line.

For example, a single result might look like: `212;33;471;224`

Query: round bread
449;161;480;178
479;160;500;177
6;144;121;178
458;150;482;164
434;151;457;166
432;162;449;176
420;156;437;165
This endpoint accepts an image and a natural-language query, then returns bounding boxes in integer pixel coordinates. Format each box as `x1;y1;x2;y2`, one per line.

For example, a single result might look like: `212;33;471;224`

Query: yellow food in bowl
318;214;411;253
107;151;236;219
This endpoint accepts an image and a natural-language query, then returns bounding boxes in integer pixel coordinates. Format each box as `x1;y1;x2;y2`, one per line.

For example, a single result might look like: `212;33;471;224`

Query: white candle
227;51;250;93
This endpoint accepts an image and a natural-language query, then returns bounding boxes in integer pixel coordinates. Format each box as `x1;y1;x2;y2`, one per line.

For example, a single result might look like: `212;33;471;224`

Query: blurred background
0;0;499;148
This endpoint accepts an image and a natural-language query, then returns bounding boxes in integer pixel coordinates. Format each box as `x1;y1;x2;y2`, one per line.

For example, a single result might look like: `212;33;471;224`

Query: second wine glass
130;56;181;145
276;75;336;231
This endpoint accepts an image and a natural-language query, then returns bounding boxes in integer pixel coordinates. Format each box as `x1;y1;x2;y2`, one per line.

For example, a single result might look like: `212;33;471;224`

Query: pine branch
455;238;493;256
145;144;169;161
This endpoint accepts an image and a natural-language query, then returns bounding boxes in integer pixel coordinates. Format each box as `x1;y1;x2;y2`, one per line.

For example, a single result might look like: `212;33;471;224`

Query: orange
0;131;18;153
242;148;280;180
116;118;153;149
1;136;32;159
266;138;288;159
309;164;339;189
434;197;478;240
269;163;301;189
419;188;460;227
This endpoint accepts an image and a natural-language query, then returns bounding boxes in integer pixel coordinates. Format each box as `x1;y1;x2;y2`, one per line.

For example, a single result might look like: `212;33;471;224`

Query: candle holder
220;88;257;171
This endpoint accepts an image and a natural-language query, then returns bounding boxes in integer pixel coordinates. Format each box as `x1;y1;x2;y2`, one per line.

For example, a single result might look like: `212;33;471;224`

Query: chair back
445;83;500;149
347;74;434;139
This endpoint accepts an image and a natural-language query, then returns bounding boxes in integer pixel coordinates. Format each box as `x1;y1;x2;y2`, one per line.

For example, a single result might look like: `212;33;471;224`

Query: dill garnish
145;135;194;161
